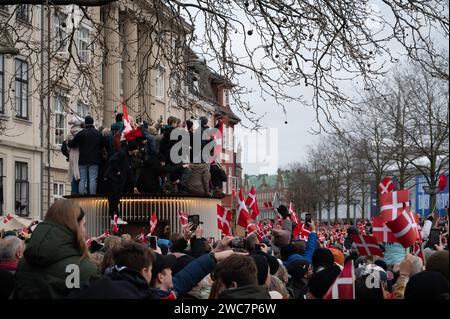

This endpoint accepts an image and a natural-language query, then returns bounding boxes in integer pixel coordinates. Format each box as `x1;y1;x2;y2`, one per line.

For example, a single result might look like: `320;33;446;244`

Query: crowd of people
61;113;227;220
1;199;448;299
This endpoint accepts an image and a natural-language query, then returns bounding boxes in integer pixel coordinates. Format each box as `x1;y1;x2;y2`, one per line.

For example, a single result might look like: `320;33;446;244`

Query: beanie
250;254;269;286
312;248;334;270
286;260;310;281
84;115;94;125
307;265;341;299
127;139;140;151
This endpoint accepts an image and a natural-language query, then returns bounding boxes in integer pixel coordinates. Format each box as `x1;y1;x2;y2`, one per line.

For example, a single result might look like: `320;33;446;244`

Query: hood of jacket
23;222;82;268
218;284;271;299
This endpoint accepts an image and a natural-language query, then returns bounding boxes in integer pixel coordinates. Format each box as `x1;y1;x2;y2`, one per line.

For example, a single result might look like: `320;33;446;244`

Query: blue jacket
282;232;318;267
149;253;216;298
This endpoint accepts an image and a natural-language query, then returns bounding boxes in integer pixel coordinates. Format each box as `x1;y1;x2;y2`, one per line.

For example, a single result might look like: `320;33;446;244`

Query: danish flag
268;201;273;209
385;208;420;248
217;204;232;236
263;202;268;209
380;190;409;222
245;185;260;220
121;102;132;139
178;209;189;226
237;188;251;228
276;213;283;226
138;227;146;243
2;213;12;224
378;177;395;194
372;216;397;243
149;212;158;235
351;234;383;256
288;203;298;224
412;242;425;263
324;260;355;299
112;214;119;234
213;119;223;159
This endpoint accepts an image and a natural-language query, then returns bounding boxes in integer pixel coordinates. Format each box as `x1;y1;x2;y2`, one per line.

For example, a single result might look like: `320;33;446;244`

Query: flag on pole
213;119;223;160
237;188;250;228
385;208;420;248
121;102;132;137
245;185;260;220
378;177;395;194
138;227;146;243
1;213;12;224
323;260;355;299
372;216;397;243
380;190;410;222
149;212;158;235
178;209;189;226
112;214;119;234
217;204;232;236
351;234;383;256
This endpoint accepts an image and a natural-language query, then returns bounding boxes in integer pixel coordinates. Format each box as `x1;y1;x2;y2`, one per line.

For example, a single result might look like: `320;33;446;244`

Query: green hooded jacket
14;222;98;299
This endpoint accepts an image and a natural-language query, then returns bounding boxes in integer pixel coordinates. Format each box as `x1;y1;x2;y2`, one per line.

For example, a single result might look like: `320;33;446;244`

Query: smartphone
188;215;200;231
148;236;158;250
425;228;441;250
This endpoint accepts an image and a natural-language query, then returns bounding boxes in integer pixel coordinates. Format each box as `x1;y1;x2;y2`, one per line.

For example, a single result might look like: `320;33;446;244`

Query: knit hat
312;248;334;270
286;260;310;281
307;265;341;299
404;271;449;299
280;244;301;261
152;253;177;277
426;250;449;281
329;248;345;267
250;254;269;286
374;259;388;272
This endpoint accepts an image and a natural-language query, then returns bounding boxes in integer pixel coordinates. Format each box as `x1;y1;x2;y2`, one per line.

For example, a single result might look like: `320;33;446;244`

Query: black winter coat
67;125;104;165
104;149;136;194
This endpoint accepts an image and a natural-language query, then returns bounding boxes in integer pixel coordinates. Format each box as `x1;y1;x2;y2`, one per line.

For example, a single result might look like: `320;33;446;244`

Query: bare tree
1;0;448;134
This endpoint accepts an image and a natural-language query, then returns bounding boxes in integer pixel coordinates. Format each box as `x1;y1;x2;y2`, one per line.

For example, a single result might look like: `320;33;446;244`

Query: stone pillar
102;4;120;128
123;18;138;117
138;24;154;122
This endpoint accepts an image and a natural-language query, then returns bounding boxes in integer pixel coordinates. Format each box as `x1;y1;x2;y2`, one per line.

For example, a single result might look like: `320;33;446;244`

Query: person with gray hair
0;237;25;273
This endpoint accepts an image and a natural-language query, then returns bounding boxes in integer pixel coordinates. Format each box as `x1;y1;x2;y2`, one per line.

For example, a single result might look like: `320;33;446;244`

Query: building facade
0;2;241;221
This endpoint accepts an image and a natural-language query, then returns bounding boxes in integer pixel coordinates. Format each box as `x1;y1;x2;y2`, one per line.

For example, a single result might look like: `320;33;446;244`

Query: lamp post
423;185;439;225
350;199;360;225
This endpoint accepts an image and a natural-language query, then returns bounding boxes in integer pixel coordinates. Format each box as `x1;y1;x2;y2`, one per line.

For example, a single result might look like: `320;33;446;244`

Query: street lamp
350;199;360;225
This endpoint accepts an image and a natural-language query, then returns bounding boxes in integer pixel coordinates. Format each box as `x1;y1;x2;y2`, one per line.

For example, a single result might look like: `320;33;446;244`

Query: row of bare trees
286;58;449;223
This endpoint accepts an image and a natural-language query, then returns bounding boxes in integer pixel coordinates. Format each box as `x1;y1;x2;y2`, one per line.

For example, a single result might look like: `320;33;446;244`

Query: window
15;162;29;216
78;26;90;63
155;64;165;99
0;55;4;114
53;182;65;202
223;89;230;106
54;93;68;145
16;4;29;22
15;59;28;119
54;11;68;52
0;158;4;215
77;100;89;118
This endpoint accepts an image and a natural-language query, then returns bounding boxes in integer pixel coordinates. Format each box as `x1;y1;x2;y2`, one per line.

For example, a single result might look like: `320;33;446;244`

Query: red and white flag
149;212;158;235
372;216;397;243
213;119;223;160
103;230;110;238
380;190;409;222
178;209;189;226
276;213;283;226
217;204;232;236
324;260;355;299
245;185;260;220
378;177;395;194
237;188;250;228
351;234;383;256
263;202;268;209
121;102;133;138
268;201;273;209
138;227;146;243
288;203;298;224
112;214;119;234
2;213;12;224
385;208;420;248
412;242;425;263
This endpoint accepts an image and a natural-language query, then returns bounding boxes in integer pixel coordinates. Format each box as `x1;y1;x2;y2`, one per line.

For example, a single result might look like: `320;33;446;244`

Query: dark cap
152;253;177;277
127;139;140;151
84;115;94;125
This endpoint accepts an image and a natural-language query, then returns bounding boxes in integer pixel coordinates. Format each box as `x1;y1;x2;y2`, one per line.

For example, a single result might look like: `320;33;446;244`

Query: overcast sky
189;1;448;176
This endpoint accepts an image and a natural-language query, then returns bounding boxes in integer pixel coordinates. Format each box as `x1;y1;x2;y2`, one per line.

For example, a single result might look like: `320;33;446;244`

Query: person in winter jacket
109;113;124;157
66;119;83;194
67;116;105;195
69;241;157;299
286;260;311;299
14;200;98;299
281;220;318;267
149;244;236;299
0;236;25;274
104;140;140;221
